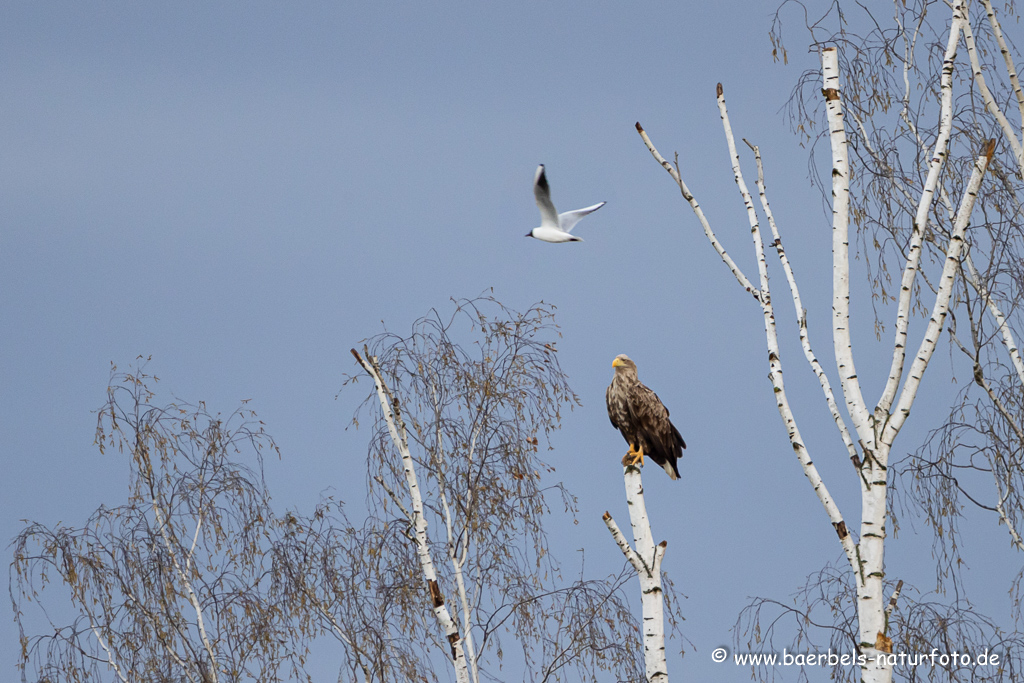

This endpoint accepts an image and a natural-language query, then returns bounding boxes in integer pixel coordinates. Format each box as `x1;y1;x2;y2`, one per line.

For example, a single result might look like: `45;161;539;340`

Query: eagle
606;354;686;480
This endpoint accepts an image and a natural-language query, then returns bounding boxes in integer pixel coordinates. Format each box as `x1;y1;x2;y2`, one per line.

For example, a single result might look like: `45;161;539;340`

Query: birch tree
10;364;310;683
276;297;647;683
11;302;648;683
775;0;1024;588
636;1;1023;679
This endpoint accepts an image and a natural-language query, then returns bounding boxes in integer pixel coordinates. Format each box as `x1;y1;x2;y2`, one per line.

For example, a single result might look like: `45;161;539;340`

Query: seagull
525;165;605;243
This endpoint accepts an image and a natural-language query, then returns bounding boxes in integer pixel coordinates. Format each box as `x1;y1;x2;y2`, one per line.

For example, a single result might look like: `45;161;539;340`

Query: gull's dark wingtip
534;164;549;193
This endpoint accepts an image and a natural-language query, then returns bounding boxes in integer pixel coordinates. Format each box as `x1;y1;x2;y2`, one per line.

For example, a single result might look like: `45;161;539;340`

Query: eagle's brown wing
628;381;685;480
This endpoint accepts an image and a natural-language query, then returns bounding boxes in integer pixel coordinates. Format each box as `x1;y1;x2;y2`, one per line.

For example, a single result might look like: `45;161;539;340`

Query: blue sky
2;2;1020;681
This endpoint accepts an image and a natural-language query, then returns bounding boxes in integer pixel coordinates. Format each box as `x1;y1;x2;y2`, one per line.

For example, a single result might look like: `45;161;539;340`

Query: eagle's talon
621;447;645;468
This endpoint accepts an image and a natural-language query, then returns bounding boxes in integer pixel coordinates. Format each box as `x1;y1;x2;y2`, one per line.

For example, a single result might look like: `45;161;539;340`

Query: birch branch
373;474;414;523
602;511;641;574
877;5;963;416
715;86;860;579
882;140;996;446
120;587;196;678
185;514;204;577
994;487;1024;552
635;118;760;300
351;348;471;682
302;588;373;683
84;616;130;683
432;418;479;683
425;380;479;682
884;579;904;621
961;5;1024;167
822;48;875;452
979;0;1024;144
746;139;860;466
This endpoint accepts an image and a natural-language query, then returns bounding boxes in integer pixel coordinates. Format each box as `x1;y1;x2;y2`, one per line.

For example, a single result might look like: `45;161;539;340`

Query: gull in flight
525;165;605;243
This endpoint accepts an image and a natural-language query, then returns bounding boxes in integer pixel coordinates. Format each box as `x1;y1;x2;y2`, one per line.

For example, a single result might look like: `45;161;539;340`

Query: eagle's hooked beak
612;358;623;368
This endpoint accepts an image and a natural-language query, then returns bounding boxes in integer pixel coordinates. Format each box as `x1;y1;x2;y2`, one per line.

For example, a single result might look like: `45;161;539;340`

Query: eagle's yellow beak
612;358;622;368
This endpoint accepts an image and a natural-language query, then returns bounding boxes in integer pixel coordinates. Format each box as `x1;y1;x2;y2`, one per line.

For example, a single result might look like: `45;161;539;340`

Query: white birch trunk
141;445;220;683
604;463;668;683
820;48;890;683
352;349;472;683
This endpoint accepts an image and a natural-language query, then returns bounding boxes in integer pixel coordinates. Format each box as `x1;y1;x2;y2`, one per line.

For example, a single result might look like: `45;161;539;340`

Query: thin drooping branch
83;611;130;683
970;366;1024;552
964;254;1024;388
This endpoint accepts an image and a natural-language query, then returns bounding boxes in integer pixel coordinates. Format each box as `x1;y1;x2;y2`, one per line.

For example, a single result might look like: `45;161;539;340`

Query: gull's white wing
534;165;560;228
558;201;606;233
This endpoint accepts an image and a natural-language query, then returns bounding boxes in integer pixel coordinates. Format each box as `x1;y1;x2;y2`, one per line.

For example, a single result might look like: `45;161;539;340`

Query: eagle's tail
665;424;685;480
662;458;680;480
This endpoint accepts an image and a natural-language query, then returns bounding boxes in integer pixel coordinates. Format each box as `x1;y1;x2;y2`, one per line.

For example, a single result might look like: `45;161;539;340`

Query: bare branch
636;118;761;299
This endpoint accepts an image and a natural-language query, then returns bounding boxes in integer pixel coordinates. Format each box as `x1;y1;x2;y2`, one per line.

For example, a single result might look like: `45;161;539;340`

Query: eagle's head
611;354;638;378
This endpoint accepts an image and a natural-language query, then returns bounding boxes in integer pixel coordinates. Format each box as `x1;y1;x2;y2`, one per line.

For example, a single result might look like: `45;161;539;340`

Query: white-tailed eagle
606;354;685;480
